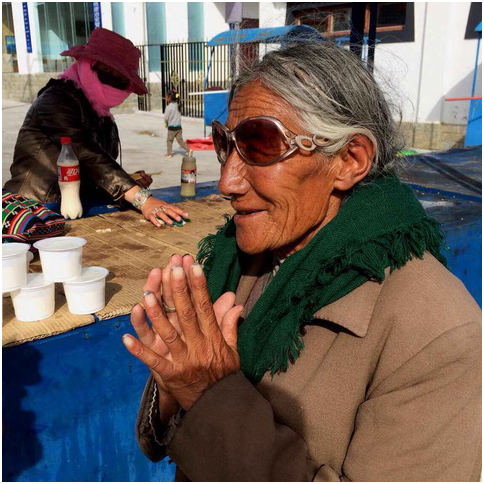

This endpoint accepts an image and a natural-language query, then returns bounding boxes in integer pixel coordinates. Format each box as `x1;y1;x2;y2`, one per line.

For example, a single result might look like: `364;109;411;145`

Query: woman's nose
218;150;249;197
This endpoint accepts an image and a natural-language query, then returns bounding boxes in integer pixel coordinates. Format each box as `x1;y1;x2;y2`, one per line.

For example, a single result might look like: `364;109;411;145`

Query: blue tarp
207;25;323;46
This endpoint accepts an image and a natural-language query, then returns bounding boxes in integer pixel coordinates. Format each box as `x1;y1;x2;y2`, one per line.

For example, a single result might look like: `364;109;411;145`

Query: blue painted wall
111;2;125;37
188;2;205;73
465;99;482;147
146;2;166;72
443;218;482;307
188;2;204;41
3;316;176;482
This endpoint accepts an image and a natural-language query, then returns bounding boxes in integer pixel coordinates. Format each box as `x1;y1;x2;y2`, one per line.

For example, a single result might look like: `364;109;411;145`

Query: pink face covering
59;58;131;118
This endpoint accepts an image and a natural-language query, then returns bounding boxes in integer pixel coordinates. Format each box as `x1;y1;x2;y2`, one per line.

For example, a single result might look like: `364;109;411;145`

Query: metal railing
137;41;233;116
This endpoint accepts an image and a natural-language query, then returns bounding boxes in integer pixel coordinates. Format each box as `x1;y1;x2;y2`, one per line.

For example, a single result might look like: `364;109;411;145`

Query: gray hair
229;41;404;178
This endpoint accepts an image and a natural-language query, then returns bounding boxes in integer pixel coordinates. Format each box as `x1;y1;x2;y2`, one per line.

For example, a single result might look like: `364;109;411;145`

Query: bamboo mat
2;196;234;347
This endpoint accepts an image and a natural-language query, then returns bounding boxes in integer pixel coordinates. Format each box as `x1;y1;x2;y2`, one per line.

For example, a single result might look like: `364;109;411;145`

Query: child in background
164;91;189;158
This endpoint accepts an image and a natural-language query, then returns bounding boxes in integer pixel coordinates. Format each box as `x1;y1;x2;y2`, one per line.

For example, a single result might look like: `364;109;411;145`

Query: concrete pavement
2;99;221;190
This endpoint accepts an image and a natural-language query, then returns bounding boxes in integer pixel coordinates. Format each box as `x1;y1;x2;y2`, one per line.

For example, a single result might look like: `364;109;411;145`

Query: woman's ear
333;135;375;191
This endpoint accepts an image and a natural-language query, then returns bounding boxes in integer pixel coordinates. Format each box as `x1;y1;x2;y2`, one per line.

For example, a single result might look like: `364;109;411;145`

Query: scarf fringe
196;213;231;272
322;216;447;281
244;216;447;382
196;180;448;383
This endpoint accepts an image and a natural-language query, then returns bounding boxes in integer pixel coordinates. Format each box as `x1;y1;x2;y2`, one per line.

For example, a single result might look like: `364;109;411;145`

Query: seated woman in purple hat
4;28;187;227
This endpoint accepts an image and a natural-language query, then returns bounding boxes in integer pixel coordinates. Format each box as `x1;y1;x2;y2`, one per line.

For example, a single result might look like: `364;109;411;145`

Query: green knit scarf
197;176;447;383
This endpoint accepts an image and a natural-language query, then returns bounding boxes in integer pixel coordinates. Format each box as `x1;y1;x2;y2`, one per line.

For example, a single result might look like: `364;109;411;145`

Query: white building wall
100;2;114;31
165;2;189;42
259;2;287;28
440;2;481;124
7;1;481;129
203;3;229;41
258;2;287;57
122;2;147;45
374;2;481;125
243;2;259;19
12;2;42;74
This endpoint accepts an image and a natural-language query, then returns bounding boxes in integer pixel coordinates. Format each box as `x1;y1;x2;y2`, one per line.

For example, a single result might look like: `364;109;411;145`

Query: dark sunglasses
211;116;330;166
92;64;130;91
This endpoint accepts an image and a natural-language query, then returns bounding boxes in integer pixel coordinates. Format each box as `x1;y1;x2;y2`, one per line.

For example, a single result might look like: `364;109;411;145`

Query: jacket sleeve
340;321;482;482
135;374;185;463
136;321;481;482
34;86;136;200
167;371;321;481
163;104;170;125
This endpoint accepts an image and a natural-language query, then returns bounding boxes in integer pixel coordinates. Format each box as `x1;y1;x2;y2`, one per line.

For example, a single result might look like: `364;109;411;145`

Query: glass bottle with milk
181;150;197;197
57;136;83;219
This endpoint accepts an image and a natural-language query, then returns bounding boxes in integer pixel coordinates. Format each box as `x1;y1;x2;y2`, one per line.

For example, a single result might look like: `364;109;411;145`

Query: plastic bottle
57;136;83;219
181;150;197;197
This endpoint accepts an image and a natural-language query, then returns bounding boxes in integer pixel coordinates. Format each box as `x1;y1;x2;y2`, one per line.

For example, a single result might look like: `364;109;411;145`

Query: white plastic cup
10;273;55;322
26;251;34;270
34;237;86;282
63;266;109;315
2;243;30;293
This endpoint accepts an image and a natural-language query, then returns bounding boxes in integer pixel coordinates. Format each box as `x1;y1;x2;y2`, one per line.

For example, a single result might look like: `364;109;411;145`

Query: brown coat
136;253;481;481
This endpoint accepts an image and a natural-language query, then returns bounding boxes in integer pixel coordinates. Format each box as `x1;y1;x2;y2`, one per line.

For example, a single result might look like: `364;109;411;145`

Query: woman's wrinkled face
218;82;342;258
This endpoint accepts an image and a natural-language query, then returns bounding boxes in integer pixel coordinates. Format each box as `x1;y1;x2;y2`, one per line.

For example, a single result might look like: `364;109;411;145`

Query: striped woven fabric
2;190;65;245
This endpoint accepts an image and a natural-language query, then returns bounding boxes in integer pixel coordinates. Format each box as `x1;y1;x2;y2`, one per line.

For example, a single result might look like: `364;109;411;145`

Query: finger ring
162;301;176;313
153;207;163;214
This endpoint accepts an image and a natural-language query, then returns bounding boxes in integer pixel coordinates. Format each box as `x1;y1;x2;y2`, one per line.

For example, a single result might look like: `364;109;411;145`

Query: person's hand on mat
141;197;188;228
124;254;243;411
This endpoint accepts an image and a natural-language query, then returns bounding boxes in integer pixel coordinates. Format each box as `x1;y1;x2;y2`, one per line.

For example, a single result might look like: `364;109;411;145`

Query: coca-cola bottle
57;136;83;219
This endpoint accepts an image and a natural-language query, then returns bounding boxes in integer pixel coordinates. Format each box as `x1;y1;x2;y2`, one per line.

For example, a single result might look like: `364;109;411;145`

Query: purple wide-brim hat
60;28;147;95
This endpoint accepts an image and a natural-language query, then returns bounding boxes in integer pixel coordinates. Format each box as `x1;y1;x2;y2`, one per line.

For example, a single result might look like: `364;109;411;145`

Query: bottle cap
60;136;72;144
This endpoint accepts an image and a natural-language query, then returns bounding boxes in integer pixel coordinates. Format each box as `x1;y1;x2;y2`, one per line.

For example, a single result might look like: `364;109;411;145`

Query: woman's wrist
124;185;152;209
123;185;141;203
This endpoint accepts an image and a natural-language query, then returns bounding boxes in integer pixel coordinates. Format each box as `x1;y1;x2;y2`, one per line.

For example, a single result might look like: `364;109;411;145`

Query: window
294;3;408;36
36;2;95;72
296;11;330;34
2;2;18;72
465;2;482;39
332;7;352;33
377;3;407;29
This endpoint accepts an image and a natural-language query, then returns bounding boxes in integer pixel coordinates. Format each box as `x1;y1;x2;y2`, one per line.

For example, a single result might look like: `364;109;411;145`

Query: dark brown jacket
136;253;482;481
4;79;136;203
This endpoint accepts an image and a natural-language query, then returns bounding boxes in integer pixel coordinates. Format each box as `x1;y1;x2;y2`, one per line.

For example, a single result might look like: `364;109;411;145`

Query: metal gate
136;41;259;116
136;44;151;111
159;42;232;118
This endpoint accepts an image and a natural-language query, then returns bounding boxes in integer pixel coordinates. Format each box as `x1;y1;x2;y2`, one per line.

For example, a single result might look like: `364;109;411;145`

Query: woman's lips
234;210;263;219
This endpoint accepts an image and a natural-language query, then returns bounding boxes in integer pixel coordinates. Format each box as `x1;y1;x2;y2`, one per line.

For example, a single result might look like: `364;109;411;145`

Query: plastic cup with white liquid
10;273;55;322
2;243;30;293
63;266;109;315
26;251;34;270
34;237;86;282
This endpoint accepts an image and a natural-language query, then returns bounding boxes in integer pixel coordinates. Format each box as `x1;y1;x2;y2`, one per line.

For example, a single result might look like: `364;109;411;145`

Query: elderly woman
122;42;481;481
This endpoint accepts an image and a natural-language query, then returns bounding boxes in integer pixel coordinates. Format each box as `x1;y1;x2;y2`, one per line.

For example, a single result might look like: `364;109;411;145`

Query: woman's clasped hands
123;254;243;416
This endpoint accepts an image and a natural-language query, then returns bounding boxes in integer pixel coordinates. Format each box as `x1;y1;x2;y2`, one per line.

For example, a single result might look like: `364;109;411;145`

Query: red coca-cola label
58;165;80;182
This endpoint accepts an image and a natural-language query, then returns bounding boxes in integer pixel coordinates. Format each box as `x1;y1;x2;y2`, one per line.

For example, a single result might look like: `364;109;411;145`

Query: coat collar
235;255;386;339
312;277;383;337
